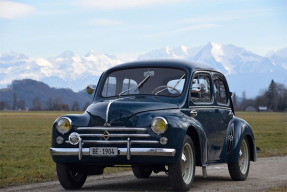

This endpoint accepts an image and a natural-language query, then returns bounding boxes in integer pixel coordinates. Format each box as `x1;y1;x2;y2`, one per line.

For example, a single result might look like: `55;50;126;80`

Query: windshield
101;67;186;97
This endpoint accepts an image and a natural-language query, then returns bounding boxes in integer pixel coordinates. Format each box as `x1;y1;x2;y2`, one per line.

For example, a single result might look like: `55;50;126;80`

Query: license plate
90;147;118;156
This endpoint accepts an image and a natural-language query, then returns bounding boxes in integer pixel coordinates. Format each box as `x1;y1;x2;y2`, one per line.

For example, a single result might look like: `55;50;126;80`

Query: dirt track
2;156;287;192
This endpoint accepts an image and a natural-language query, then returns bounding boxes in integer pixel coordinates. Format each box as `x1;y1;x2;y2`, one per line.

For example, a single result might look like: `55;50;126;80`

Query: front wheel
228;137;250;181
56;163;87;189
168;135;195;191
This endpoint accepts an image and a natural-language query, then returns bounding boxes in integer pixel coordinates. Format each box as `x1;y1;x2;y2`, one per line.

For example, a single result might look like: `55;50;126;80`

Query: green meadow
0;111;286;187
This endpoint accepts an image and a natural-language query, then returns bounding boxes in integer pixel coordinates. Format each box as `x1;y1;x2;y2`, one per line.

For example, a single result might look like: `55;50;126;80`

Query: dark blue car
50;60;257;191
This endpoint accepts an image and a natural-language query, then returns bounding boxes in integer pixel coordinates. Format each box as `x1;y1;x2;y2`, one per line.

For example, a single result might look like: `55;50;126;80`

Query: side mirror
87;85;96;95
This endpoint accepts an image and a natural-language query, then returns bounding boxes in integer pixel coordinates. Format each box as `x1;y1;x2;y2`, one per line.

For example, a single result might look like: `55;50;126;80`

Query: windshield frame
99;66;188;98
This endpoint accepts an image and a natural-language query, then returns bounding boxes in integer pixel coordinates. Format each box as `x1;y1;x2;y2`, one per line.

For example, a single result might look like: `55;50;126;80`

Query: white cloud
90;19;123;26
78;0;184;9
0;0;34;19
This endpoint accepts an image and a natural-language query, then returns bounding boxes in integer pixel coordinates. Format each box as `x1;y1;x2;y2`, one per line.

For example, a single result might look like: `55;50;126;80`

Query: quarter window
191;74;212;103
102;76;117;97
214;78;228;104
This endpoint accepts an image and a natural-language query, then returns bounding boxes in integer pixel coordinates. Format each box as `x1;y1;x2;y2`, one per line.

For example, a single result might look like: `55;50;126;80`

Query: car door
189;72;219;162
212;73;233;160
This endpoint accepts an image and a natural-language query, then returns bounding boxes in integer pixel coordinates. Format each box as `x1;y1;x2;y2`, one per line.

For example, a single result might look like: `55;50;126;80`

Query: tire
56;163;87;189
228;137;250;181
168;135;195;191
132;167;152;178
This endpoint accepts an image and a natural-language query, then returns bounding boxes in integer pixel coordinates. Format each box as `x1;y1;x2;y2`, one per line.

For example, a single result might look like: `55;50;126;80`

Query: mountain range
0;42;286;100
0;79;93;109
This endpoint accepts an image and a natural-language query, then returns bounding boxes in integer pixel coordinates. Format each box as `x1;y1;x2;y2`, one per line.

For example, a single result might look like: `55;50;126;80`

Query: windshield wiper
155;74;186;96
119;75;150;97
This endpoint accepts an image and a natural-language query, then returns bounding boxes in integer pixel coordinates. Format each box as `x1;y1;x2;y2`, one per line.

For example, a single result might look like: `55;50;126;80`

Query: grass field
0;111;286;187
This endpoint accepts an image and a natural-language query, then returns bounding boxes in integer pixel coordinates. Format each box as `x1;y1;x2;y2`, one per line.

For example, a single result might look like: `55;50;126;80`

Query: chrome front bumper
50;147;176;160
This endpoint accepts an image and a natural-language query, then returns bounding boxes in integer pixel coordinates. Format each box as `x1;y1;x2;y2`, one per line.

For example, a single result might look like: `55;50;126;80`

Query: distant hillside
0;79;93;110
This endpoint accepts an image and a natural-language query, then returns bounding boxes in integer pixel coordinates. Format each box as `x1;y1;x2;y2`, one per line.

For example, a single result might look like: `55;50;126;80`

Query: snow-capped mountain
0;42;286;98
137;42;287;97
0;51;124;91
268;47;287;70
138;46;202;60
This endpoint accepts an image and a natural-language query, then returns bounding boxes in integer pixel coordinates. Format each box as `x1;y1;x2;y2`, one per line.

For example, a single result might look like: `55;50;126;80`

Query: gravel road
2;156;287;192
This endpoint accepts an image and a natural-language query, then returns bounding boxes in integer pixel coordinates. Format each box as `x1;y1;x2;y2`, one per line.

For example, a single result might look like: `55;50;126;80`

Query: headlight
56;117;72;134
151;117;168;135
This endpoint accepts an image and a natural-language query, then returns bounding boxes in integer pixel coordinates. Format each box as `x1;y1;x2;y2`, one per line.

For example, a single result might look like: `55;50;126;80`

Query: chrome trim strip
105;97;129;126
50;148;90;156
105;100;114;125
79;134;150;138
127;138;131;160
50;148;176;157
189;106;231;110
65;140;159;144
79;138;82;160
77;127;147;132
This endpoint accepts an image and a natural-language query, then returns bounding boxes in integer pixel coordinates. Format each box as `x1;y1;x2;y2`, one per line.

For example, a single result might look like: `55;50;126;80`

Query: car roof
107;59;217;73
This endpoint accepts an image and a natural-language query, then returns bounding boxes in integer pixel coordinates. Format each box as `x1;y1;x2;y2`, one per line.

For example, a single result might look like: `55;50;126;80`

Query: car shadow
82;174;232;191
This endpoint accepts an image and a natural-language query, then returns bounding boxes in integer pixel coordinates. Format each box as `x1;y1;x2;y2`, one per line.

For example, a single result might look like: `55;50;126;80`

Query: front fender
220;117;257;163
52;112;91;147
162;110;208;165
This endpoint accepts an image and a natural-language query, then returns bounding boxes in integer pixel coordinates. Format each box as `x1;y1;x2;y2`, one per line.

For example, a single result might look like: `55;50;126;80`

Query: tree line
1;80;286;112
233;80;287;112
0;96;90;111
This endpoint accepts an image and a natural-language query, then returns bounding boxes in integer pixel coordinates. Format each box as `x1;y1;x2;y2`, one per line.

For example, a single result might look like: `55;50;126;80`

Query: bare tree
32;97;42;111
72;101;80;111
13;93;17;110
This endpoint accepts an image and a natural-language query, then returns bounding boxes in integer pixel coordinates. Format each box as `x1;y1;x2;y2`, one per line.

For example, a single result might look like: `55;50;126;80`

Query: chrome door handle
190;110;197;117
228;110;234;117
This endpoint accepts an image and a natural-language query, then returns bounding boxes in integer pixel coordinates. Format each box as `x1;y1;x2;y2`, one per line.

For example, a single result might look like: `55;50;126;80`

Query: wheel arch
186;125;207;166
223;117;257;163
245;134;256;162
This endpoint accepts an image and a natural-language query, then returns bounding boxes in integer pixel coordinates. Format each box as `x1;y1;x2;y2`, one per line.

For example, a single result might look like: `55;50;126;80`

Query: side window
121;78;139;95
214;78;228;104
191;74;212;103
102;76;117;97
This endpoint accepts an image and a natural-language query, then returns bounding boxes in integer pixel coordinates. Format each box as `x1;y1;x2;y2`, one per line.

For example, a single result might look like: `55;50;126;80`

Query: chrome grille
67;126;159;145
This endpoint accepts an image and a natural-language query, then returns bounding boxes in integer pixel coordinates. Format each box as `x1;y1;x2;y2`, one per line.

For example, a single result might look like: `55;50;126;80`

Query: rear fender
220;117;256;163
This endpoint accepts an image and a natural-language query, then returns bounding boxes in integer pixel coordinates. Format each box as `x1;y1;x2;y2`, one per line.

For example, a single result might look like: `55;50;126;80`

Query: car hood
86;97;179;126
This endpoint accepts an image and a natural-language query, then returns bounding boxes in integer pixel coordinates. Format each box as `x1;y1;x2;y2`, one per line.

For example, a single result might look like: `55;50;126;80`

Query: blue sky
0;0;286;58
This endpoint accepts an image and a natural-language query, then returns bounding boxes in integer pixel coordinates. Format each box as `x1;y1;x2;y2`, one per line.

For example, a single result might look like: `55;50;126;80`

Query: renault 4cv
50;60;257;191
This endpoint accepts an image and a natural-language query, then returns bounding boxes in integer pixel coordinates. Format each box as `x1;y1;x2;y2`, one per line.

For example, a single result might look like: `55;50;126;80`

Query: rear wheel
228;137;250;181
56;163;87;189
132;167;152;178
168;135;195;191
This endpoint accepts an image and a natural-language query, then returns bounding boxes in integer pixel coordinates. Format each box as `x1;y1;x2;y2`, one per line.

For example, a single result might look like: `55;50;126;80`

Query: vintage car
50;60;257;191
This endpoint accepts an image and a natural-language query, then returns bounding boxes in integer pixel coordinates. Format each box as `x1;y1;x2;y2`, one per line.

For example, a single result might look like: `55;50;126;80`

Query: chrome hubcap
181;143;194;184
239;139;249;175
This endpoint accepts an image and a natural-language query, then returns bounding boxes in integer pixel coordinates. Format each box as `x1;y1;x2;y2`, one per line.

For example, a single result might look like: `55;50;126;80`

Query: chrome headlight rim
69;132;81;145
56;117;72;134
151;117;168;135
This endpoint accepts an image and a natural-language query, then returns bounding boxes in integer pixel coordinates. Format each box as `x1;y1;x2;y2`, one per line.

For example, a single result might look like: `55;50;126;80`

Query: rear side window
214;78;228;104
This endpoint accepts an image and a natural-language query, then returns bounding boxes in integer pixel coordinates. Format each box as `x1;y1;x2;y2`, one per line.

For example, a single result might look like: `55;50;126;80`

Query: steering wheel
152;85;181;95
